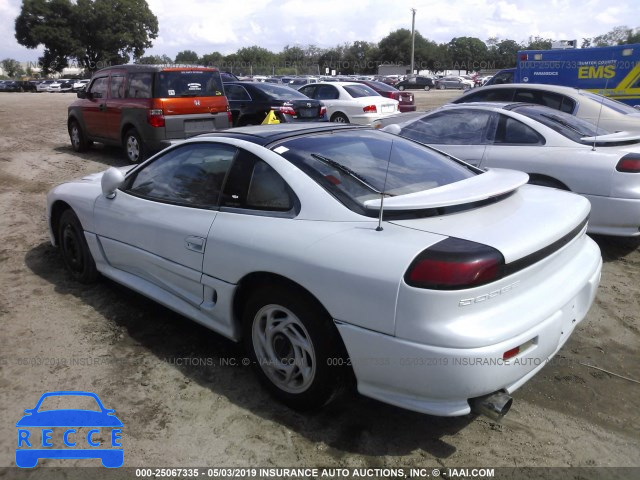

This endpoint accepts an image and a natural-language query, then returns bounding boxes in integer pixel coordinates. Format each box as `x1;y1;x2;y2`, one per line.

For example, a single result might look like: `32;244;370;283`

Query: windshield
513;105;610;144
274;130;476;214
155;70;224;97
255;83;310;100
343;84;380;98
579;90;640;115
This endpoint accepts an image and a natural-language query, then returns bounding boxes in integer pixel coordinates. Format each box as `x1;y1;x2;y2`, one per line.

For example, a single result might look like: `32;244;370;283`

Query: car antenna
376;139;394;231
592;53;615;151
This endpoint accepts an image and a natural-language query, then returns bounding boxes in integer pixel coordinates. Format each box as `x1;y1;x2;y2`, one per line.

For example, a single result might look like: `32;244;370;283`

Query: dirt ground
0;90;639;473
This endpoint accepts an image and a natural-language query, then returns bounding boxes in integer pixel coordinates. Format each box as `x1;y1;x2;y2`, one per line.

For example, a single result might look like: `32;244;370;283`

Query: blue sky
0;0;637;61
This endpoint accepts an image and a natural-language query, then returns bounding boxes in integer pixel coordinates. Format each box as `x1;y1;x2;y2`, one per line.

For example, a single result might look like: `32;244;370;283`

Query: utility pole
410;8;416;76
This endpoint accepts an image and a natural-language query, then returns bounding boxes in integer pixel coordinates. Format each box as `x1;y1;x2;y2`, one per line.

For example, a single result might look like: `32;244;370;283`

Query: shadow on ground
25;241;475;459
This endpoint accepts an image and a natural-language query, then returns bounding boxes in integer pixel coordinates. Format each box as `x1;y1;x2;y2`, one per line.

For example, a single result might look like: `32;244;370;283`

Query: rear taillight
387;92;395;99
147;109;165;128
273;106;297;115
405;238;505;290
616;153;640;172
363;105;377;114
227;110;233;125
319;106;327;118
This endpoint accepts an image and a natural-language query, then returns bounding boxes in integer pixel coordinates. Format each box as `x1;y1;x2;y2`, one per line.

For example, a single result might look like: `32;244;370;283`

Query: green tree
234;46;276;75
1;58;25;77
137;54;172;64
201;51;225;68
486;38;521;69
592;26;633;46
524;36;552;50
15;0;158;73
447;37;488;71
174;50;199;64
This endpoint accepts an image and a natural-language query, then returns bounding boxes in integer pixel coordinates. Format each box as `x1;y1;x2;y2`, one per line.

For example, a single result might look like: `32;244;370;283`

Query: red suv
68;65;232;162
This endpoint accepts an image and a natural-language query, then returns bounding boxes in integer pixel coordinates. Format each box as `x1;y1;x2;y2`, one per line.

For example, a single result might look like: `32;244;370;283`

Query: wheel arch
49;200;74;246
120;123;137;144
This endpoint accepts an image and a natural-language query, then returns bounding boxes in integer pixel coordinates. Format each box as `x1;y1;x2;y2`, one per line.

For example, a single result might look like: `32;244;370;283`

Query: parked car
354;79;416;112
224;82;326;126
36;80;55;92
394;76;435;91
68;64;231;163
48;79;72;92
435;76;474;90
47;123;601;418
381;102;640;236
72;79;90;92
0;80;26;92
453;83;640;134
298;82;398;124
220;71;240;82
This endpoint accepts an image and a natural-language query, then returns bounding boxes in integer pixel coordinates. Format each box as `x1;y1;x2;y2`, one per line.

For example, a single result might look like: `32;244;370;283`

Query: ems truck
485;44;640;105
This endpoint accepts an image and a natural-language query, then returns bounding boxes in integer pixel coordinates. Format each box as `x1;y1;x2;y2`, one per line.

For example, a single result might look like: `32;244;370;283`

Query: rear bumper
583;194;640;236
399;105;417;113
336;237;602;416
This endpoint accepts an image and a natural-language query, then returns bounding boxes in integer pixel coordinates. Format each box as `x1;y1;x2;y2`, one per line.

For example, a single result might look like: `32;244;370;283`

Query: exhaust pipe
470;392;513;421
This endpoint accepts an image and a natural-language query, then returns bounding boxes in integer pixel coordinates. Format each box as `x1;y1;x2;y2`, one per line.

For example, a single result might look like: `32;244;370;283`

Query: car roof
196;123;367;146
473;83;582;95
443;101;549;112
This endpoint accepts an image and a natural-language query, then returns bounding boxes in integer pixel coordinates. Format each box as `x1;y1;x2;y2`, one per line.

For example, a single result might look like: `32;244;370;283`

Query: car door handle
185;236;206;252
99;103;107;111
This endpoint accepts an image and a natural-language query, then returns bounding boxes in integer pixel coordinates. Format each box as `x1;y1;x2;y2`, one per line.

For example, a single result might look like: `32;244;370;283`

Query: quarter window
225;84;252;101
126;143;237;208
495;115;544;145
221;150;294;212
126;72;153;98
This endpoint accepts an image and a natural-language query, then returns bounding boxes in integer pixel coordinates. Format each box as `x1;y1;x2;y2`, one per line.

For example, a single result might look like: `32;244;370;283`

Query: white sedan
298;82;398;125
47;123;601;418
454;83;640;134
381;102;640;237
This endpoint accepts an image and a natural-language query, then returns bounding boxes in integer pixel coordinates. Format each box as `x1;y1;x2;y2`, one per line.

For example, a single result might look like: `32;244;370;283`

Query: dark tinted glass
127;143;237;208
88;77;108;99
155;70;225;98
225;84;252;101
275;130;476;209
343;84;379;98
495;116;544;144
400;109;494;145
126;72;153;98
254;83;310;100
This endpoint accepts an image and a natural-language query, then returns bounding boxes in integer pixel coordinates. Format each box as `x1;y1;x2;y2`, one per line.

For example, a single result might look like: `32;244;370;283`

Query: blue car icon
16;391;123;468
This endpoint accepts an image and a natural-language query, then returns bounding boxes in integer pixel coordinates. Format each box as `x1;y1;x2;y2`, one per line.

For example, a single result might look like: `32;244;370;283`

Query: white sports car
47;124;602;418
381;103;640;237
298;82;398;125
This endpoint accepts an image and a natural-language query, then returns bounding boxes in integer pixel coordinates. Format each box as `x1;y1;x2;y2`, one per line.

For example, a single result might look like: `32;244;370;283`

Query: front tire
58;210;98;284
124;128;146;163
330;112;349;123
243;285;347;410
69;120;89;152
438;83;445;90
424;85;431;91
398;85;405;91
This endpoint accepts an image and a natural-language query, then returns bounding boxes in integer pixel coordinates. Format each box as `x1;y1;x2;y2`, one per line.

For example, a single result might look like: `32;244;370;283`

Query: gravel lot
0;91;638;472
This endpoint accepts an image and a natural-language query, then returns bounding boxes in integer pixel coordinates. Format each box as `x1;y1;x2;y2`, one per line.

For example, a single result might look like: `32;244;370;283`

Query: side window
316;85;339;100
298;85;316;98
559;96;576;113
225;84;251;101
109;74;125;99
88;76;109;99
495;115;544;145
221;150;294;212
126;143;237;208
401;109;494;145
126;72;153;98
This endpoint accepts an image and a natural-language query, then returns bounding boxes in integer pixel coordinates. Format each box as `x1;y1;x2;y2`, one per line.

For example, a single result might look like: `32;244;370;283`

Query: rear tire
330;112;349;123
398;86;405;91
424;85;431;91
438;84;445;90
58;209;98;284
124;128;146;163
242;285;347;410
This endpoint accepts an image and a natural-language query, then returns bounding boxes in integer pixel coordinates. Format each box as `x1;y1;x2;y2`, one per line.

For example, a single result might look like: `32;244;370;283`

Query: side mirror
101;168;125;199
77;90;87;99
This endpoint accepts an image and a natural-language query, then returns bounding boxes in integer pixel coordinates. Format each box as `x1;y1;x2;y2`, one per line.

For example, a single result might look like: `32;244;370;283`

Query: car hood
16;410;123;427
390;181;591;263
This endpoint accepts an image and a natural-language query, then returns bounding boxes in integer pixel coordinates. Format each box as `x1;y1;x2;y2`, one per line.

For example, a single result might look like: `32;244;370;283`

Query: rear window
155;70;224;98
343;84;380;98
513;105;610;144
254;83;310;100
274;130;476;215
579;90;639;115
365;81;397;92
